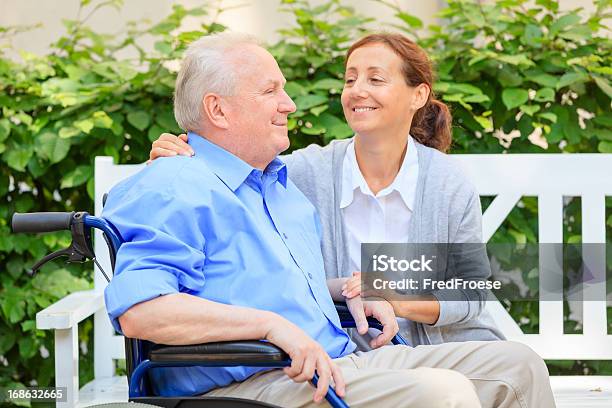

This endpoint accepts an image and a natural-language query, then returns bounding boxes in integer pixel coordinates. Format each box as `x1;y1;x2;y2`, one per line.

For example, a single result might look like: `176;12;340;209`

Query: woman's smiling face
341;43;420;137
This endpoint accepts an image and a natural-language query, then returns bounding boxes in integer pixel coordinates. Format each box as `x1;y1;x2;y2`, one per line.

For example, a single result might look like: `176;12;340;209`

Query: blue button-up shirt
103;132;355;396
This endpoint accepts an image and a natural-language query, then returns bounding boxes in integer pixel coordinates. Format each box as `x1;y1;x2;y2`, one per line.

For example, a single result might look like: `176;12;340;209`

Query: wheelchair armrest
149;340;289;364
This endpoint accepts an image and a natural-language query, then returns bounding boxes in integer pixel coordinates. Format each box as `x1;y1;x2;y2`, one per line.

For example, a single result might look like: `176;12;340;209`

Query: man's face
223;45;297;166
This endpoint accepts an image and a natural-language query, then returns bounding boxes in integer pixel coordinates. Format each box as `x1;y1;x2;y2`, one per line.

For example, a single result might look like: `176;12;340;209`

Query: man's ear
412;83;430;111
202;93;229;129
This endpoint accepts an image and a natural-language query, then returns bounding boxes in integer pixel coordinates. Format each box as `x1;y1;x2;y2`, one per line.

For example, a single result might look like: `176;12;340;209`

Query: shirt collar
188;132;287;191
265;157;288;188
340;134;419;209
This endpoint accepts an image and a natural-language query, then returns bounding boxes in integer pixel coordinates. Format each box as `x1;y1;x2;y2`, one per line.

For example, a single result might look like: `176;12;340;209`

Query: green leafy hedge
0;0;610;397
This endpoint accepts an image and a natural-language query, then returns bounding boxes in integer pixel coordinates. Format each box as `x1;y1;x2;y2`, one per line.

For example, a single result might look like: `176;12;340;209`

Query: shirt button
308;272;313;279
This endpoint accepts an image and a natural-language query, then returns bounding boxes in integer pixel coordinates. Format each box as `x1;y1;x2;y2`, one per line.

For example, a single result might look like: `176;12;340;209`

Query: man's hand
264;315;345;403
148;133;193;163
345;296;399;349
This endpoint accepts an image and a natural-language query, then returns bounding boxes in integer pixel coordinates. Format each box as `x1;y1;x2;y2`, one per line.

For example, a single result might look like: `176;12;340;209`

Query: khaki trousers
205;341;555;408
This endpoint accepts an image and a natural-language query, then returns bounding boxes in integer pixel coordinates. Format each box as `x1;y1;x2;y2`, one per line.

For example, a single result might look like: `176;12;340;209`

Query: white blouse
340;135;419;274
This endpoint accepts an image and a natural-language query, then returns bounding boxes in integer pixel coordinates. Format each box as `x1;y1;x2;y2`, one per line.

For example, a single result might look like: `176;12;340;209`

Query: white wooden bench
36;154;612;407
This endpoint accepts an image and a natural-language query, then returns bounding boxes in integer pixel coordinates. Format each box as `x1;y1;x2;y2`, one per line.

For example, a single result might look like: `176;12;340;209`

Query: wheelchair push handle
11;211;98;277
12;211;76;233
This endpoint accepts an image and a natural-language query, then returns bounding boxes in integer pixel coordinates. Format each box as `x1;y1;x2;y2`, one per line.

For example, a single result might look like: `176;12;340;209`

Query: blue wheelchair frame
13;212;409;408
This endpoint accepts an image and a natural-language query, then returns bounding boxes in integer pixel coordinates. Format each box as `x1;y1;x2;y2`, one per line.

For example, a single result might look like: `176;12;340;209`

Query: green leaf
593;114;612;128
536;0;559;11
148;124;165;143
7;257;25;279
508;229;527;244
502;88;529;110
520;105;541;116
0;172;8;196
556;72;588;89
474;115;493;131
2;292;26;324
58;126;81;139
14;194;34;213
397;12;423;28
463;94;490;103
21;320;36;332
310;104;328;116
308;55;328;68
154;41;173;55
591;66;612;76
285;82;307;97
155;110;181;133
28;157;48;179
60;165;92;189
295;94;328;110
4;143;33;172
36;131;71;163
74;118;94;134
311;78;344;90
538;112;558;123
127;111;151;131
497;54;534;67
559;25;592;41
0;330;16;354
598;141;612;153
32;268;90;298
521;24;543;46
534;88;555;102
436;82;483;95
595;128;612;141
302;123;326;135
87;177;95;200
319;113;353;140
497;68;524;87
593;76;612;98
550;13;581;35
113;62;138;81
18;337;36;359
530;73;558;88
465;7;485;27
92;111;113;129
0;232;13;251
0;118;10;142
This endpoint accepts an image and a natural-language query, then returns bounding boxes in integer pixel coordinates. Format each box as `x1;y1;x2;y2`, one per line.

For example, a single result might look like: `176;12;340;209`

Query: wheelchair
12;211;409;408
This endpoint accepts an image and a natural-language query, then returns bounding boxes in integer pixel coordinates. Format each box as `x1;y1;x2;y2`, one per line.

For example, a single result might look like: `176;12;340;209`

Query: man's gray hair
174;32;262;132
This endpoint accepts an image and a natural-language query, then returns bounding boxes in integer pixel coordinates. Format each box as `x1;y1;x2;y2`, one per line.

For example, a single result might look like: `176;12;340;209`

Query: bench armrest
36;289;104;330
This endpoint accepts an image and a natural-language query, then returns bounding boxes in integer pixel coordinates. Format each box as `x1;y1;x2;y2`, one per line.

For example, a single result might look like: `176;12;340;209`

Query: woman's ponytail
411;98;452;153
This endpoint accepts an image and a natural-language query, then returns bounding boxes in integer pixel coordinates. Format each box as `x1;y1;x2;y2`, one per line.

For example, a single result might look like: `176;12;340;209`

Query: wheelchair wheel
87;404;159;407
88;398;282;407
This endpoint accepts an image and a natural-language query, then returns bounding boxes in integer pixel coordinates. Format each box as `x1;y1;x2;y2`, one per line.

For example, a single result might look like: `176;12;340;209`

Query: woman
149;33;504;347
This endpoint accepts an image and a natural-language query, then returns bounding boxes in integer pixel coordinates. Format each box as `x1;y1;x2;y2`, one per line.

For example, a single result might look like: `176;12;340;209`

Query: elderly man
103;32;554;408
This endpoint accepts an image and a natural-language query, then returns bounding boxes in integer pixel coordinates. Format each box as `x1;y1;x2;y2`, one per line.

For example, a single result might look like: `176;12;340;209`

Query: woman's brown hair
346;33;452;153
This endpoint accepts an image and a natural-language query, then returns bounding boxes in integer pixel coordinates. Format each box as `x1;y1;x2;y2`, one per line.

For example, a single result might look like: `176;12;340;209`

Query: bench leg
54;328;79;408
